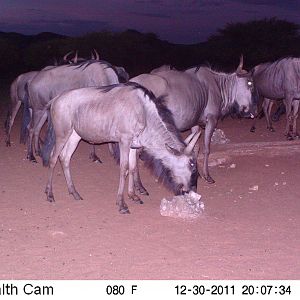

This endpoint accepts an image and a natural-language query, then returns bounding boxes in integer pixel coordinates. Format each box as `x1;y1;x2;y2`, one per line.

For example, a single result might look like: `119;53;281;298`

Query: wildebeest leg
33;111;48;156
284;98;293;139
128;148;143;204
263;98;275;132
89;145;102;163
250;116;257;133
5;100;22;146
250;96;265;133
45;135;71;202
133;168;149;195
203;115;217;184
291;100;300;138
190;125;201;157
117;142;130;214
133;148;149;195
272;101;286;122
26;108;37;162
59;131;83;200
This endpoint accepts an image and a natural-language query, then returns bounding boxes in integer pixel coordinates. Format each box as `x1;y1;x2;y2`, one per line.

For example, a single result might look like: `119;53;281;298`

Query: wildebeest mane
97;81;182;142
127;81;183;142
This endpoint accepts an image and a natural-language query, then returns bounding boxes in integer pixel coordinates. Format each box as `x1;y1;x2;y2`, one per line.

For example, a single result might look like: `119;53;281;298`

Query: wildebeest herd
4;51;300;213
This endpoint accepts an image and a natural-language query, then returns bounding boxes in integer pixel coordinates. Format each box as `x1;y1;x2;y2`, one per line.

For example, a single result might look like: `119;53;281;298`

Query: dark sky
0;0;299;44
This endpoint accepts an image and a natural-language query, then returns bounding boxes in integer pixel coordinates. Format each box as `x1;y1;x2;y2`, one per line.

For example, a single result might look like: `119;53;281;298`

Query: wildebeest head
115;66;130;83
164;131;201;194
233;55;257;118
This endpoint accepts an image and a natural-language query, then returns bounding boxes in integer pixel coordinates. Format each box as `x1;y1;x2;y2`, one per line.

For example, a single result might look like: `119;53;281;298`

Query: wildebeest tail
20;83;30;144
4;107;11;135
41;107;55;167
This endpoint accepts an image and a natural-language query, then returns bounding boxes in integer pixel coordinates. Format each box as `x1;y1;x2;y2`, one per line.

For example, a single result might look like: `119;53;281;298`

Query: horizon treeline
0;17;300;85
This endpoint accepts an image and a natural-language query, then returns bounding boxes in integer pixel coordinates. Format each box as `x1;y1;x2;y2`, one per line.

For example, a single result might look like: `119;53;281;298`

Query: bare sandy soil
0;107;299;280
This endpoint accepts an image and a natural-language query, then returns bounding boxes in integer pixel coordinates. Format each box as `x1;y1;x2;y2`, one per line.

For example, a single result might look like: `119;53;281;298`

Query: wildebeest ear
236;54;244;73
184;129;201;145
236;54;249;77
165;144;182;156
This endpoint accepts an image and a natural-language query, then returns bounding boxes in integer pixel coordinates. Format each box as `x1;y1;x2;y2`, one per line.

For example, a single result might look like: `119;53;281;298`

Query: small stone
229;163;236;169
249;185;259;191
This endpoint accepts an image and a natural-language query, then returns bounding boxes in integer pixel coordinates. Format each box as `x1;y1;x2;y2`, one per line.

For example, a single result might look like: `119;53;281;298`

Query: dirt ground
0;106;299;280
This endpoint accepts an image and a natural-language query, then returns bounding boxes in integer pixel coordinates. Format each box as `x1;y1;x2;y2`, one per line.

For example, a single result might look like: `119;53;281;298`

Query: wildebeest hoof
119;206;130;214
204;175;215;184
286;134;294;141
46;193;55;203
35;150;42;157
70;191;83;200
136;186;149;196
89;153;102;163
27;154;37;163
6;141;11;147
250;126;256;133
267;127;275;132
129;194;144;204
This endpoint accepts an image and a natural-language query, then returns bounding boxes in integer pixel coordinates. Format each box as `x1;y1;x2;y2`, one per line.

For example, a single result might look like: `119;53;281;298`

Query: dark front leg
203;115;218;184
89;145;102;163
262;98;275;132
27;109;37;163
128;149;143;204
271;102;285;122
132;148;149;195
283;98;293;139
291;100;300;139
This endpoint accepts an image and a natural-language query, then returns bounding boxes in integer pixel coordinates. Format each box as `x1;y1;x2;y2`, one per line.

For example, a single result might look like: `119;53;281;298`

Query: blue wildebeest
41;82;200;214
25;59;129;162
4;51;80;147
252;57;300;139
131;56;256;186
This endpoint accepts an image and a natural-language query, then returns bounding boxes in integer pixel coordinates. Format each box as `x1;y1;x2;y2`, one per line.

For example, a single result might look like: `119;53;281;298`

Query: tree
203;18;300;70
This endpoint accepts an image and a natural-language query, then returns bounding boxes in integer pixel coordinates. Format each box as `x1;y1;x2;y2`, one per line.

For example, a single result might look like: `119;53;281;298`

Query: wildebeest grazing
41;82;200;214
252;57;300;139
131;56;257;184
25;59;129;162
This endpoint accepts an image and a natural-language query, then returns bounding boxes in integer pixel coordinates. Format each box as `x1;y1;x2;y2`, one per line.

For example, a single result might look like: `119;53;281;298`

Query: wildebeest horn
184;127;200;145
72;51;78;63
236;54;244;73
184;131;201;155
63;51;74;62
92;48;100;60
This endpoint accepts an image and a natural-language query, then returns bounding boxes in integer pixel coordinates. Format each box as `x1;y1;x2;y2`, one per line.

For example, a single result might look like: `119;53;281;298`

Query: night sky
0;0;299;44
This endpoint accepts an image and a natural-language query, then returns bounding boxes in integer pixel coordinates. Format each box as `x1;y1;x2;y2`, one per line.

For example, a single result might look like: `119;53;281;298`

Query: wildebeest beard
140;150;184;195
